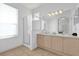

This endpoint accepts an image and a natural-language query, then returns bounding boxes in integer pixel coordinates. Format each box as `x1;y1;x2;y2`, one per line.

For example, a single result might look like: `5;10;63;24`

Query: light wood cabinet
44;36;51;49
51;36;63;52
63;37;77;55
37;34;45;48
73;38;79;56
37;34;63;53
37;34;79;55
52;37;63;51
63;38;79;55
37;34;51;49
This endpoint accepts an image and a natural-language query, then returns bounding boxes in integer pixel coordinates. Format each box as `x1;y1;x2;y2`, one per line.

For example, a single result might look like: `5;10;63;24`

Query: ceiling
6;3;43;10
6;3;78;10
20;3;78;10
20;3;43;10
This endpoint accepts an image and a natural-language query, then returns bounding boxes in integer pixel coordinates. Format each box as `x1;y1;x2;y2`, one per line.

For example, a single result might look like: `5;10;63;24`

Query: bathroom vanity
36;6;79;56
37;33;79;56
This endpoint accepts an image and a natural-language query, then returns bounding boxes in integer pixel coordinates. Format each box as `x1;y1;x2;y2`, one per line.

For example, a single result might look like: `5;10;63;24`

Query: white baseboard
0;44;23;53
23;44;37;50
23;44;33;50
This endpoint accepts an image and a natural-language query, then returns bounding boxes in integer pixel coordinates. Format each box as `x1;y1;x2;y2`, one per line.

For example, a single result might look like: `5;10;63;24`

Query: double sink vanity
37;33;79;56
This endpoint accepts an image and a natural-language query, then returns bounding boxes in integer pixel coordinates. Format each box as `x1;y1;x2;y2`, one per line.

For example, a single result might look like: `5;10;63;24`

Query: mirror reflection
40;8;79;36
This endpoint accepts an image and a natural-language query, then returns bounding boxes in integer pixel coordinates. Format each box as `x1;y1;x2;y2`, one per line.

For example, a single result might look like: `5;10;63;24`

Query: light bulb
59;10;63;14
55;11;58;15
51;13;55;16
48;13;51;16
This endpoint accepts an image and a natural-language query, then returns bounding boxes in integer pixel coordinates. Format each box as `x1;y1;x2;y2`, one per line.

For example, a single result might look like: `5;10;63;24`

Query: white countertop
38;33;79;38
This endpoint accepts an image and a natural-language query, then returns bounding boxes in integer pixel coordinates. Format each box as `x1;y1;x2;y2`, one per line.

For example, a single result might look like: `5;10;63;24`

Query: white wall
0;37;20;52
47;18;58;34
0;4;31;53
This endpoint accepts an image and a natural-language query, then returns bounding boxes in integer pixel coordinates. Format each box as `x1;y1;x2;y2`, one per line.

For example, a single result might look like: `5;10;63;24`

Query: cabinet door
44;36;51;49
37;35;45;48
51;36;63;52
75;38;79;55
56;37;63;51
63;37;77;55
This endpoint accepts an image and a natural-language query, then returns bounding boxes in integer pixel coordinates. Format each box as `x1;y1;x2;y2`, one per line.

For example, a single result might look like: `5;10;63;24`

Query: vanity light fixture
48;13;51;16
48;9;63;16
